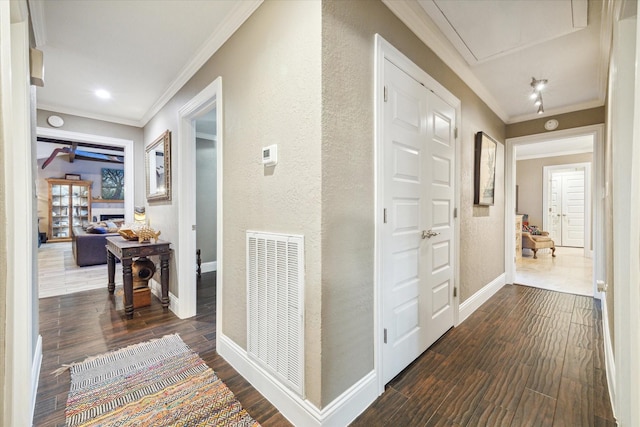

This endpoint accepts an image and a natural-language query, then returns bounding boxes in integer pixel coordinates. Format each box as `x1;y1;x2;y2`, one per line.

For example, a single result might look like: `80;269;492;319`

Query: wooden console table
106;236;171;319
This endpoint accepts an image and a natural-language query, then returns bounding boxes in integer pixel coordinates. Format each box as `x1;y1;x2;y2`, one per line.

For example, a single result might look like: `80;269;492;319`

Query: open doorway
35;127;134;297
176;77;222;322
195;109;217;313
506;125;604;298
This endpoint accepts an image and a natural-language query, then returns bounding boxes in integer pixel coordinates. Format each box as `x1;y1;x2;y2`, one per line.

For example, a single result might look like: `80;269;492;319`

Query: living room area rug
64;334;260;426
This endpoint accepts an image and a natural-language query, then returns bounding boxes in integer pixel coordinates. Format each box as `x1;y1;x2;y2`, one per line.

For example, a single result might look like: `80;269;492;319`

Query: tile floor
38;242;122;298
516;246;593;296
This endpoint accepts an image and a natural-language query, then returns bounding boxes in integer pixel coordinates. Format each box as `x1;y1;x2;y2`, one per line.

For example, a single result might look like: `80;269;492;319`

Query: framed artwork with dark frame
101;168;125;200
65;173;81;181
474;131;497;206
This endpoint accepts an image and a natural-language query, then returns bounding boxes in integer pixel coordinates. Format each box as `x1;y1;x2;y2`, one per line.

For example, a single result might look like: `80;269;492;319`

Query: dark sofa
71;226;119;267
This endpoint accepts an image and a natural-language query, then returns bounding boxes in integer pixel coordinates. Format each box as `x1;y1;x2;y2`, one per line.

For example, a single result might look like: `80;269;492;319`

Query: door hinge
454;287;458;298
383;208;387;224
384;328;388;344
453;207;458;218
454;127;458;139
384;85;388;102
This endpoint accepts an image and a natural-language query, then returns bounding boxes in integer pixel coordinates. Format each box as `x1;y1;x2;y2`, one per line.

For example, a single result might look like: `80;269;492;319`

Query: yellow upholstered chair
522;231;556;259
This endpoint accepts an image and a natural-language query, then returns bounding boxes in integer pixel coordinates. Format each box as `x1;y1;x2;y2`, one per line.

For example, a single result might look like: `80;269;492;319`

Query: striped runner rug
64;334;260;426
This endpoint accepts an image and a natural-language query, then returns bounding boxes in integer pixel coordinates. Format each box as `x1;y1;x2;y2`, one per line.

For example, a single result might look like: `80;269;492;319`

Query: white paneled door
548;169;585;247
381;59;456;384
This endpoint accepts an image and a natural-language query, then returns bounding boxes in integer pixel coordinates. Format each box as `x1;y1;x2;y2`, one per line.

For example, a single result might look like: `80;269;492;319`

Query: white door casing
381;59;455;384
177;78;222;321
507;128;601;297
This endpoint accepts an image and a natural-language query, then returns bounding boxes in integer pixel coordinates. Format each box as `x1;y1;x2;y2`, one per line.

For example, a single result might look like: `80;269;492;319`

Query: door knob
422;229;439;239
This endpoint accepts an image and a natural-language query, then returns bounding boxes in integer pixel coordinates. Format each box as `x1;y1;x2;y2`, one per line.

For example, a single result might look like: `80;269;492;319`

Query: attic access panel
418;0;588;64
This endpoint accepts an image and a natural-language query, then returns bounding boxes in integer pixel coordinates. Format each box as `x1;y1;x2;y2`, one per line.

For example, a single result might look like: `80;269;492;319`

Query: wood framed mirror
146;130;171;201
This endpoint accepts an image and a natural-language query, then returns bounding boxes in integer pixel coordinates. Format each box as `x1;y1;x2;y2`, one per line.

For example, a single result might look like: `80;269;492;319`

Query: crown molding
11;0;28;23
383;0;611;125
27;0;46;46
597;0;615;103
37;1;261;129
506;99;604;124
37;103;141;128
139;0;263;127
382;0;509;122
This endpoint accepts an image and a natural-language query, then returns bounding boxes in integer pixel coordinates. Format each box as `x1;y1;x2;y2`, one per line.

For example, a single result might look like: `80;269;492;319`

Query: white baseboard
201;261;217;273
149;279;179;315
458;273;506;325
31;335;42;423
217;334;378;426
600;292;616;419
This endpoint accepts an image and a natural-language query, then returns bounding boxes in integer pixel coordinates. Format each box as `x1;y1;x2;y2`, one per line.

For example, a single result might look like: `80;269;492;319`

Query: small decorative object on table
118;224;161;243
135;225;161;243
118;228;138;241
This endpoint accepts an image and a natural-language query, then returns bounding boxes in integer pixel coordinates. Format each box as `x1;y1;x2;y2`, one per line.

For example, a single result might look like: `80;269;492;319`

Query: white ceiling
32;0;611;128
419;0;588;64
31;0;262;127
385;0;612;123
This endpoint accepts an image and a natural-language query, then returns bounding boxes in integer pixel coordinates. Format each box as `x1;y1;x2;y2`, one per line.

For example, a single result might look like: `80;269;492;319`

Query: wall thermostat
262;144;277;166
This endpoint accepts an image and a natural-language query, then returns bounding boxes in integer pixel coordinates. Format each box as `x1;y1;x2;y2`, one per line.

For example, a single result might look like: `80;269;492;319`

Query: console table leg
160;255;170;311
107;250;116;294
122;258;134;319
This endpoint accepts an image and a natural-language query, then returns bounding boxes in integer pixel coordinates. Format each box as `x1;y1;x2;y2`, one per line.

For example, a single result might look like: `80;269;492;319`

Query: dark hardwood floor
34;277;615;426
33;272;291;427
352;284;616;426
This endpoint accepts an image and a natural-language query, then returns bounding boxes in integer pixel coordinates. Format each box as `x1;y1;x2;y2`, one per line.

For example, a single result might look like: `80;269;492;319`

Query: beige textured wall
321;0;505;405
144;0;506;408
506;107;605;139
516;152;593;228
143;1;323;405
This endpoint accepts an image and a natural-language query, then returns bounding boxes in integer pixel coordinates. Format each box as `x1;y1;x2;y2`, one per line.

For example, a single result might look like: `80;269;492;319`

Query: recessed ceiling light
95;89;111;99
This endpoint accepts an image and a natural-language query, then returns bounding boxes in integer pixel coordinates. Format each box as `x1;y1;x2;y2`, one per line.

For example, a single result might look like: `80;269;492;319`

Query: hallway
353;284;614;426
33;272;290;426
33;264;614;425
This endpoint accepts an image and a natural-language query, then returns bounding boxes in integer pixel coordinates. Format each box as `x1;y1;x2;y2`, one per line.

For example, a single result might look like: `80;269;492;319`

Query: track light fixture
534;93;543;106
530;77;548;114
